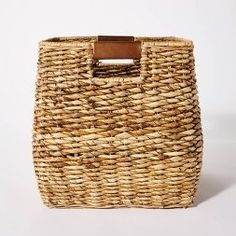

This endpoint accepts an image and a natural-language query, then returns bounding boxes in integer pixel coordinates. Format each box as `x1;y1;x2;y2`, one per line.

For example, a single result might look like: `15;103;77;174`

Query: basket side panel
33;42;203;208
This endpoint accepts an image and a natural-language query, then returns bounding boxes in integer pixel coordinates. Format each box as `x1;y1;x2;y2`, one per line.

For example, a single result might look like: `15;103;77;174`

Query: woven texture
33;36;203;208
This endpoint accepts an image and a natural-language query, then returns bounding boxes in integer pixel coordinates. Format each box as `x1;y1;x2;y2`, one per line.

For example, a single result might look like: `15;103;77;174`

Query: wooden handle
93;36;141;60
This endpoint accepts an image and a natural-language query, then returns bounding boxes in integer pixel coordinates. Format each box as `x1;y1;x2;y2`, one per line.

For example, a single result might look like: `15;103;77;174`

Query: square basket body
33;36;203;208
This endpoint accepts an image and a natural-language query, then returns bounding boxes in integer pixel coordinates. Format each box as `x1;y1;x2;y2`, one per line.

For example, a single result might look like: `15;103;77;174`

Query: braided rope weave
33;36;203;208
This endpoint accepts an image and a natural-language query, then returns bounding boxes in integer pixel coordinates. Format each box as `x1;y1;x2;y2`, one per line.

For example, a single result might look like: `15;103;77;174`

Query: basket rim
39;36;193;47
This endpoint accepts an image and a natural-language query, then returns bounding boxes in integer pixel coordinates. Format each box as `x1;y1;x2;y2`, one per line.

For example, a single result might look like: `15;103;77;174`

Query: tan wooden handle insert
93;36;141;60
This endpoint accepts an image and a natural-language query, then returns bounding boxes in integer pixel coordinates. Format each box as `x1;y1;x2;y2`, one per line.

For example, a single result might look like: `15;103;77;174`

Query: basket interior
44;36;192;44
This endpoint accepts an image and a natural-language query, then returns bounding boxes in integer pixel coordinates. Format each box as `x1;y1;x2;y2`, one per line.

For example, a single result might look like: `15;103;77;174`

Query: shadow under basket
33;36;203;208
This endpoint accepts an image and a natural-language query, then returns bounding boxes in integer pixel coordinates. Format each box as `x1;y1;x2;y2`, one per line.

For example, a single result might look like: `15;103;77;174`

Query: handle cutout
97;59;135;65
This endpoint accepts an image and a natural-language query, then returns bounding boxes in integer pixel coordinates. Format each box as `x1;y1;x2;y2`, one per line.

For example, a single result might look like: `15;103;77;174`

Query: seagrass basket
33;36;203;208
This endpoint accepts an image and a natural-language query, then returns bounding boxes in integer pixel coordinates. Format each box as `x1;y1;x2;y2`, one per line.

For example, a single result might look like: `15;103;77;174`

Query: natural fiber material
33;36;203;208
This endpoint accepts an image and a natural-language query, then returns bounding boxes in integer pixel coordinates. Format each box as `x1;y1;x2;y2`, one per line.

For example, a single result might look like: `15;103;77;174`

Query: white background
1;0;236;235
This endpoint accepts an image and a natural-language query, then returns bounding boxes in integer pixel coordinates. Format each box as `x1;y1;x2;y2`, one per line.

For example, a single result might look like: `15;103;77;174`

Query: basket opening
43;36;192;45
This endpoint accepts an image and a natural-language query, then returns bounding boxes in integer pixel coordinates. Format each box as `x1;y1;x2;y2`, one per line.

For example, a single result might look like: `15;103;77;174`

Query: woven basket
33;36;203;208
